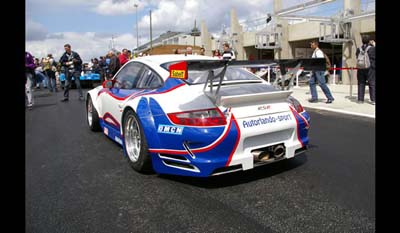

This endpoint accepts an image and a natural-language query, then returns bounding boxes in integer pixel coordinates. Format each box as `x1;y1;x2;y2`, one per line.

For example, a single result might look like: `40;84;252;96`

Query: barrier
327;66;358;97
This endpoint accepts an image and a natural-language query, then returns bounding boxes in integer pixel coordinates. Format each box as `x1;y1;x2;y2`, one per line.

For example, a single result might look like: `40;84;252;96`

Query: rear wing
169;58;325;105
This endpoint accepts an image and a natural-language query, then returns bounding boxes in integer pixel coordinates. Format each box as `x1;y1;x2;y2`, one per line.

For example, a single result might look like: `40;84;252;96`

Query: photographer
59;44;84;101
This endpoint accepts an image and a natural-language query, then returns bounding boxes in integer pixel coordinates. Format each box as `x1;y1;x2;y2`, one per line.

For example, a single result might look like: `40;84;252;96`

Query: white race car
86;55;323;177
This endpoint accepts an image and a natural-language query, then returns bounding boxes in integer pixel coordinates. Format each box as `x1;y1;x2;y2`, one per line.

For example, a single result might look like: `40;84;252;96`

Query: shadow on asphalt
158;153;308;188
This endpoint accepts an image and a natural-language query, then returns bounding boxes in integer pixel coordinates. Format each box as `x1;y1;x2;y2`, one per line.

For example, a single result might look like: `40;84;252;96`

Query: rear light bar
167;108;227;126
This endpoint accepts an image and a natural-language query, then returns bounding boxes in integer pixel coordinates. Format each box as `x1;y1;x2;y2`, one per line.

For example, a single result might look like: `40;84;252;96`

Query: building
202;0;375;84
136;31;204;55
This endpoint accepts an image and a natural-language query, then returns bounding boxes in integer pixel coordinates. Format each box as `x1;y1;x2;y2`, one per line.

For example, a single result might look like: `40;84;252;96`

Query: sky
26;0;375;62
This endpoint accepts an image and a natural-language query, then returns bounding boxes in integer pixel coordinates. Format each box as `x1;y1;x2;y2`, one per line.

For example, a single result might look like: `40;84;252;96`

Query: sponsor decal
104;127;108;135
258;105;271;111
171;70;186;79
242;113;292;128
157;124;184;135
169;61;187;79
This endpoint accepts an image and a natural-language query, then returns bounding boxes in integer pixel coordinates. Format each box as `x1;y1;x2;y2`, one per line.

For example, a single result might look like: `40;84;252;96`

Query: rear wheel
123;109;152;173
87;96;101;131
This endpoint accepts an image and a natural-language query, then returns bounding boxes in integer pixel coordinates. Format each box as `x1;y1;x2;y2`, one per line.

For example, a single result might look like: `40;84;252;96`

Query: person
355;35;374;104
186;46;193;55
107;50;120;79
43;54;57;92
222;42;235;60
200;47;205;55
59;44;84;101
174;48;180;54
91;58;101;74
308;40;334;104
118;48;129;66
367;39;375;105
98;56;108;82
213;50;222;59
25;51;36;109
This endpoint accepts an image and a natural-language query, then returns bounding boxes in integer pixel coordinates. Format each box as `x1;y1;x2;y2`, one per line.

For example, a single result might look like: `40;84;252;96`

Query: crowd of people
26;39;375;109
26;43;236;107
25;45;142;109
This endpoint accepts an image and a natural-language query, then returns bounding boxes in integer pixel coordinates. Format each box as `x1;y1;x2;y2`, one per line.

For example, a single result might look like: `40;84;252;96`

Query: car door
99;62;144;131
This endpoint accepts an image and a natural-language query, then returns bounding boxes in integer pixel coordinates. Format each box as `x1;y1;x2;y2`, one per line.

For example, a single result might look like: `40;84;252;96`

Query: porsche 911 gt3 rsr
86;55;322;177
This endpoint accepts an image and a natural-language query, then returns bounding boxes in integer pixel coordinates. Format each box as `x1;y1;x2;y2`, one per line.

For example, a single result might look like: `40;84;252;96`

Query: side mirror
102;80;114;88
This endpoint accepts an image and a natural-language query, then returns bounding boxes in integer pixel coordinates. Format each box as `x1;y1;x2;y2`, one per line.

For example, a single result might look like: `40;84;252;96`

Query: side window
136;66;163;89
114;62;143;89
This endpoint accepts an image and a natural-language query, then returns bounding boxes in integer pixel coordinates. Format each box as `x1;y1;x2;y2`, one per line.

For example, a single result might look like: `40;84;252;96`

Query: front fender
87;86;104;114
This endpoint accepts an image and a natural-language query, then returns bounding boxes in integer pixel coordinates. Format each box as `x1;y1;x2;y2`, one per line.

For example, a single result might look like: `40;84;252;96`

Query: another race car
86;55;324;177
59;68;101;88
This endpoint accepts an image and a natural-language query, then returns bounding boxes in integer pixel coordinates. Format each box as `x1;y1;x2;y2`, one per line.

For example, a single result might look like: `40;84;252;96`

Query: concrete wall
243;32;256;47
360;18;375;33
288;22;321;41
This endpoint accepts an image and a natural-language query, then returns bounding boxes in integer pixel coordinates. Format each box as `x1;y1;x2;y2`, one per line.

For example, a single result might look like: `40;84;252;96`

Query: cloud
136;0;271;39
26;32;136;62
26;20;48;41
27;0;101;8
94;0;147;15
26;0;278;61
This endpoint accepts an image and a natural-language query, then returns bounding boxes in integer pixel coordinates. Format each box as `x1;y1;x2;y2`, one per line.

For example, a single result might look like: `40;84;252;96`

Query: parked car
59;67;100;88
86;55;311;177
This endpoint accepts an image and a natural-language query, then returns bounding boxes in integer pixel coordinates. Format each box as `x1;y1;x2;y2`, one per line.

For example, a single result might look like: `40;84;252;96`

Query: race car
59;69;100;88
86;55;324;177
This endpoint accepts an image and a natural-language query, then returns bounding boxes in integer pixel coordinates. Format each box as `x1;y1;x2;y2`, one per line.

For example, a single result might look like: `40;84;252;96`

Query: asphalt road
26;88;375;233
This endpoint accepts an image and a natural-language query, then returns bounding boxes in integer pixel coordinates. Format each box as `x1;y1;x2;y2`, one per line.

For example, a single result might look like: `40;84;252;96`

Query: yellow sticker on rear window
171;70;186;79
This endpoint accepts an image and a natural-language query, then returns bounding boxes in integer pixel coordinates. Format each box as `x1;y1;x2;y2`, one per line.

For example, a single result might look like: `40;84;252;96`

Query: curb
304;105;375;119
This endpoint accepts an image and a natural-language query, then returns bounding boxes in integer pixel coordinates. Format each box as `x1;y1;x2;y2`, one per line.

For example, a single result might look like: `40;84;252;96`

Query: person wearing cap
308;40;334;104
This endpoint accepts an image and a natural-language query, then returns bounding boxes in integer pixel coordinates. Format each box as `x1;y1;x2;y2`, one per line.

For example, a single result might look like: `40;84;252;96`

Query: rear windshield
161;61;261;85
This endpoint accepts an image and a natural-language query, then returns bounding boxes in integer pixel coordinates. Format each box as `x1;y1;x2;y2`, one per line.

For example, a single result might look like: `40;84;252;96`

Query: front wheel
86;96;101;131
122;109;152;173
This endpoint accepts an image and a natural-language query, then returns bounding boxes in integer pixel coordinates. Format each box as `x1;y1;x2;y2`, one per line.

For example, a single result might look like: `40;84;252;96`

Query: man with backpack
308;40;334;104
356;35;375;104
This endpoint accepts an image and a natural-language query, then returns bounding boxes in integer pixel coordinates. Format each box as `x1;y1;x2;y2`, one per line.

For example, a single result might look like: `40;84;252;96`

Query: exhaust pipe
252;150;270;161
273;145;285;158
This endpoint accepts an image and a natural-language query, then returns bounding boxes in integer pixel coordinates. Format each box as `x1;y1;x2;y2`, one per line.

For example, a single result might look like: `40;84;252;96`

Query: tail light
167;108;227;126
287;96;304;113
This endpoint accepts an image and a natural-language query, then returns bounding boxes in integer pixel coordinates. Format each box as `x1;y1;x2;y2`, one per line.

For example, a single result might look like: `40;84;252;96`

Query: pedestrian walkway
290;84;375;119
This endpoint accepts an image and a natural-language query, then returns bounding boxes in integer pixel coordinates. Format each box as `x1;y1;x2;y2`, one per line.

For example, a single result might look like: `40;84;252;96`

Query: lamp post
190;20;200;50
134;3;139;51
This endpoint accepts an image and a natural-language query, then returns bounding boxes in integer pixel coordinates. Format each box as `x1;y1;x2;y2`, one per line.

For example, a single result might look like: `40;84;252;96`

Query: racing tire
122;109;153;173
86;96;101;131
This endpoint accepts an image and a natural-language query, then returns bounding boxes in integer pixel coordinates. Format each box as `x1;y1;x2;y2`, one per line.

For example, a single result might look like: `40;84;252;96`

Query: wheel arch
86;89;101;114
122;98;161;149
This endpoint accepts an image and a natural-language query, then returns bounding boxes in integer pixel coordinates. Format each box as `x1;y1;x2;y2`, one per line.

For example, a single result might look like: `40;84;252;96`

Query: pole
134;4;139;50
150;10;152;54
193;20;196;48
332;64;336;85
267;66;270;83
349;67;353;98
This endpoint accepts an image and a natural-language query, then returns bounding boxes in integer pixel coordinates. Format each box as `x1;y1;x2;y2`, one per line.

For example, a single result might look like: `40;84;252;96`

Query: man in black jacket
59;44;83;101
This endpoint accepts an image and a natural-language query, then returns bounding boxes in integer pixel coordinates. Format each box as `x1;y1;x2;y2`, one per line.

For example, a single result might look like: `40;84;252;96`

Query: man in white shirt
308;40;334;104
222;43;236;60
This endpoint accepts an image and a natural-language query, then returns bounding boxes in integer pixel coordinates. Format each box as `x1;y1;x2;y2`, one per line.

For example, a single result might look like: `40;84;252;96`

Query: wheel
122;109;152;173
86;96;101;131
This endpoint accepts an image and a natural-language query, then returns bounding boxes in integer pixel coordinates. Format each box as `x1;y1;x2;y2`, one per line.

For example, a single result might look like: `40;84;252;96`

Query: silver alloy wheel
124;114;141;162
87;98;93;127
